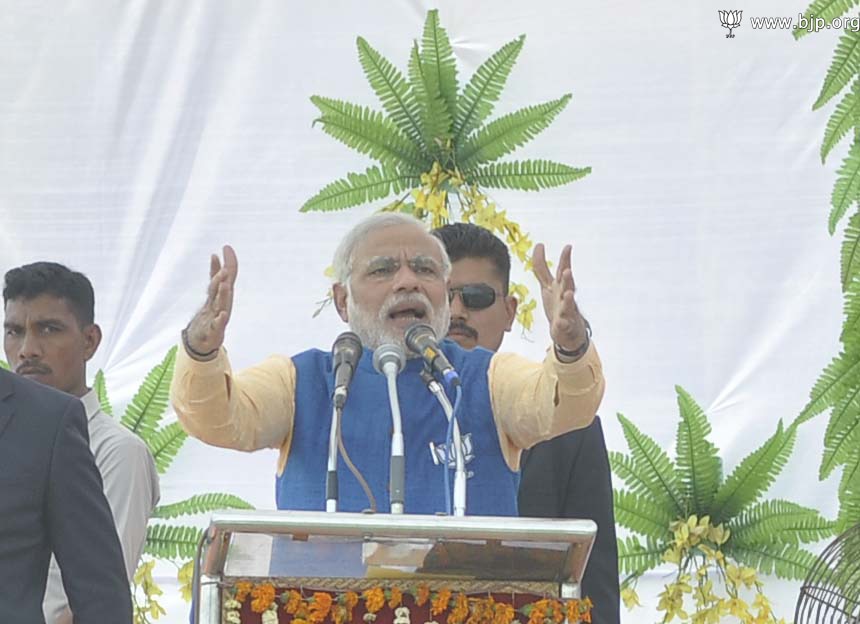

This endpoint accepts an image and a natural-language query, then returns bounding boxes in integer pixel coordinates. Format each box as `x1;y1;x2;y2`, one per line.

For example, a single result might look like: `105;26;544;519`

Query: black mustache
16;361;51;375
448;321;478;340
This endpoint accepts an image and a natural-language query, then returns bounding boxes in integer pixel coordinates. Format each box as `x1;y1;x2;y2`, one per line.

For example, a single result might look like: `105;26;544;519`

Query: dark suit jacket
0;368;132;623
518;416;620;624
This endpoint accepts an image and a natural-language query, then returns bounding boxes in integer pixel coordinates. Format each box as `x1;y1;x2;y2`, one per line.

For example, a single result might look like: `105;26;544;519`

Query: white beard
346;289;451;355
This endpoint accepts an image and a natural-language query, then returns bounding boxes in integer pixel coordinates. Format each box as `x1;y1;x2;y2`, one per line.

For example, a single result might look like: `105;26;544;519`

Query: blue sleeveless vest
275;340;519;515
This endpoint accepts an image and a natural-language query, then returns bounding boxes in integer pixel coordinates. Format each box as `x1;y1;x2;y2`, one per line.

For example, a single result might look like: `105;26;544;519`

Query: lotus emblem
719;10;743;38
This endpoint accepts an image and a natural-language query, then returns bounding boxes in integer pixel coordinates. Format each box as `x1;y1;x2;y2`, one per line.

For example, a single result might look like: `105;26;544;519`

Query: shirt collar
80;388;101;422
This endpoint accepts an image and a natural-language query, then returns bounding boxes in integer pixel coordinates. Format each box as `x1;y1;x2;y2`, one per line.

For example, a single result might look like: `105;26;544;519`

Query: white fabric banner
0;0;844;619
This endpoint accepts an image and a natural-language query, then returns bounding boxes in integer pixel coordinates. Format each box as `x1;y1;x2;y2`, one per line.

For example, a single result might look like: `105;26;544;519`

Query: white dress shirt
43;389;160;624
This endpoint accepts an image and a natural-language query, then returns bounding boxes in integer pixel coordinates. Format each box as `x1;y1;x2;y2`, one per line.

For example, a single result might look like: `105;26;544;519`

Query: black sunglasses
448;284;501;310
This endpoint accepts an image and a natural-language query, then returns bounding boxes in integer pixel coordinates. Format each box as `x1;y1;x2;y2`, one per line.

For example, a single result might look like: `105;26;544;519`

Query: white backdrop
0;0;846;620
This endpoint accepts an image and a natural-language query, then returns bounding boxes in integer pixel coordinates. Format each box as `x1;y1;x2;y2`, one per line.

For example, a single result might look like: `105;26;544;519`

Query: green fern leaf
311;96;424;171
830;139;860;234
454;35;525;142
301;165;419;213
153;493;254;520
728;538;818;580
614;489;674;539
731;500;836;546
409;42;452;156
616;535;667;576
822;80;859;163
146;422;188;474
841;212;860;293
419;9;458;121
93;369;114;416
356;36;426;150
821;389;860;478
814;30;860;110
711;421;796;522
616;413;686;516
610;450;679;512
674;386;722;514
144;523;202;560
797;348;860;423
471;160;590;191
457;95;571;169
121;346;176;440
837;447;860;531
0;360;9;370
793;0;860;39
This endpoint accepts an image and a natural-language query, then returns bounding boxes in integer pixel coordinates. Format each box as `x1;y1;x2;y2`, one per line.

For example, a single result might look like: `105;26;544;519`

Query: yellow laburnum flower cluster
623;514;788;624
132;560;166;624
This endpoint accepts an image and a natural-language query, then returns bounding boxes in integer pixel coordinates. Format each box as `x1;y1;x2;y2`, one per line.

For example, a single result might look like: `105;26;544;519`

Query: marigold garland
224;584;593;624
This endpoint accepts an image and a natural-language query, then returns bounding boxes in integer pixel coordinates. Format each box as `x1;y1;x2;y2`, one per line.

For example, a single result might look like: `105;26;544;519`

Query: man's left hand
532;243;589;353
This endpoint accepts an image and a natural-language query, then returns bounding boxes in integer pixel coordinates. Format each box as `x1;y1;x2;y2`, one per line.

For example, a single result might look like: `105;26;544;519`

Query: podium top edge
205;510;597;543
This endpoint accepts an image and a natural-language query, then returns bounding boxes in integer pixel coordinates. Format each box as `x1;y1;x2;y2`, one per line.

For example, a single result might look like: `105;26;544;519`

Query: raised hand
532;243;589;353
185;245;238;357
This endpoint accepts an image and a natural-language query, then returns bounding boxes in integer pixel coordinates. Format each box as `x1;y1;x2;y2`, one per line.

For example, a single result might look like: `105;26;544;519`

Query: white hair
332;212;451;285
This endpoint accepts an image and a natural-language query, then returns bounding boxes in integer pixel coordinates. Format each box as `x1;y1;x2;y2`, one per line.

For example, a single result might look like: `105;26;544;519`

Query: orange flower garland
251;584;276;613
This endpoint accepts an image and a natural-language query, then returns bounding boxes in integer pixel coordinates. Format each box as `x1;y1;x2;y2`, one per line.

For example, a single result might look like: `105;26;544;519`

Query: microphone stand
421;368;467;516
381;363;405;514
326;405;340;512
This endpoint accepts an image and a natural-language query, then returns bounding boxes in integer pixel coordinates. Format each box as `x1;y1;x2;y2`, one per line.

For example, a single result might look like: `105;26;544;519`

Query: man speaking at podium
171;213;604;516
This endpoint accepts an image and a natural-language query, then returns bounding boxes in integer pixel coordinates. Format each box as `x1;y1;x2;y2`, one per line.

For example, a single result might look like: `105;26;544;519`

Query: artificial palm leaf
793;0;860;39
120;346;176;439
457;96;571;169
614;489;675;539
837;450;860;530
616;413;686;516
610;450;679;511
821;391;860;479
617;535;667;577
93;369;114;416
311;96;424;170
419;9;458;121
814;30;860;111
728;538;818;580
152;493;254;520
841;211;860;291
147;422;188;474
798;348;860;423
300;165;419;213
731;500;835;546
822;80;859;163
710;421;796;522
454;35;525;142
471;160;591;191
408;42;452;155
144;524;202;560
0;360;9;370
357;36;426;149
830;140;860;234
674;386;722;513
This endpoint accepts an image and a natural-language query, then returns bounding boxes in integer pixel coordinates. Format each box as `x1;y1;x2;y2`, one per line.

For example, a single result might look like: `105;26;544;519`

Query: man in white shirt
3;261;160;624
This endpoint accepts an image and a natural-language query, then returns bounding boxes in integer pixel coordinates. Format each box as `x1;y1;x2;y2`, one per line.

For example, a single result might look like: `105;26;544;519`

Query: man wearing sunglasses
433;223;619;624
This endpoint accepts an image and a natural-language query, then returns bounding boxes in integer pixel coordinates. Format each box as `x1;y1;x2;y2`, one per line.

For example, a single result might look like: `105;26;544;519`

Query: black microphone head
372;343;405;375
404;323;436;355
332;331;362;364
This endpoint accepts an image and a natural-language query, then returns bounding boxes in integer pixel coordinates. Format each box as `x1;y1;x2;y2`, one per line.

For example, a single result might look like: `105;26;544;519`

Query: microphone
373;343;406;514
331;331;362;410
404;324;460;386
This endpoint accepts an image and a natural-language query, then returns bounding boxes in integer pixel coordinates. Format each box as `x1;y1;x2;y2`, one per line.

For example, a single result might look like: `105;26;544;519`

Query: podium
192;510;597;624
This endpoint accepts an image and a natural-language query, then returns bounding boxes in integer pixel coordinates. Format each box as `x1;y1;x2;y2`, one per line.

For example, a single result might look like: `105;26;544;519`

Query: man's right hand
185;245;238;358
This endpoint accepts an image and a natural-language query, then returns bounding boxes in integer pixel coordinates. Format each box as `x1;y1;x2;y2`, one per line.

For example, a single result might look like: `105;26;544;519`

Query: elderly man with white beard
170;213;605;515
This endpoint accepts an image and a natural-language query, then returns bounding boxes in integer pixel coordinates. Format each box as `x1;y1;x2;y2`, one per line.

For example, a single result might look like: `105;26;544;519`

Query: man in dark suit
433;223;620;623
0;367;132;623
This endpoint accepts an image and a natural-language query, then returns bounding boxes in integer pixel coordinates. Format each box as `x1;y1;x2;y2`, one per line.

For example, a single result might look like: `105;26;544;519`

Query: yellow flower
431;589;452;616
251;583;276;613
177;560;194;603
364;587;387;614
388;587;403;609
309;592;333;623
620;587;641;609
